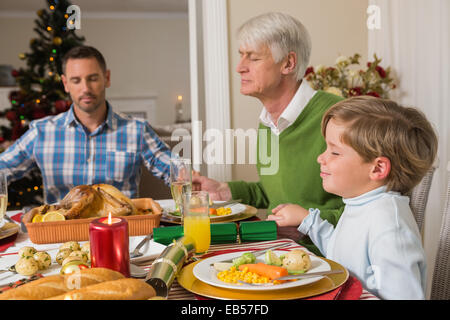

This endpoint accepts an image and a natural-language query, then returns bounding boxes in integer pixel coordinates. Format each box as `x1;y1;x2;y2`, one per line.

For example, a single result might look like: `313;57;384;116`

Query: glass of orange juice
182;191;211;254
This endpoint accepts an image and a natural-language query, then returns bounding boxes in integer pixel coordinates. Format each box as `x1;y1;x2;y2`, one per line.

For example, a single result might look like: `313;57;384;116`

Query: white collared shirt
259;80;317;135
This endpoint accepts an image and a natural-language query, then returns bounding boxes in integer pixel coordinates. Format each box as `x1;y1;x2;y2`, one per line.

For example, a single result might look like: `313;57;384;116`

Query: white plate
193;250;331;291
157;199;246;220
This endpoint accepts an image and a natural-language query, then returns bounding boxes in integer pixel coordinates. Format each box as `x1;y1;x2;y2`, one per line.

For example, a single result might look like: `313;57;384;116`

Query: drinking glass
169;158;192;216
0;172;7;229
182;191;211;254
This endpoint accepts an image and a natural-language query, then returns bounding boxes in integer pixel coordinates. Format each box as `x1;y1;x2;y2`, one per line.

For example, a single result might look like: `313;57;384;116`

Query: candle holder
89;215;130;277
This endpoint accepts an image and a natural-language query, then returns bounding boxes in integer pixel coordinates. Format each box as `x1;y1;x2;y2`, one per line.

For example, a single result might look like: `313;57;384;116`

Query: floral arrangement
304;53;396;98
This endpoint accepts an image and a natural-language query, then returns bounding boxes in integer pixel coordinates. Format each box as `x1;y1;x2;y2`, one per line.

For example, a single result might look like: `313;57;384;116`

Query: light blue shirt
0;103;172;204
299;186;426;300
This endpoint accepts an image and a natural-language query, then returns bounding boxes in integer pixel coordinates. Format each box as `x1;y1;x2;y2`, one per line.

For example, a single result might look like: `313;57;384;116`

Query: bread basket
25;198;161;244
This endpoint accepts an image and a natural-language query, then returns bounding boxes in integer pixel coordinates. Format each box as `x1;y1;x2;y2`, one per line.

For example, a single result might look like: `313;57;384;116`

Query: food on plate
215;207;232;216
238;263;288;280
232;252;256;268
216;249;313;285
217;266;271;284
59;241;80;252
265;250;282;266
80;242;90;260
56;248;72;265
68;250;89;263
33;251;52;270
0;267;124;300
212;262;234;272
15;257;39;276
47;278;156;300
281;249;311;273
18;246;37;258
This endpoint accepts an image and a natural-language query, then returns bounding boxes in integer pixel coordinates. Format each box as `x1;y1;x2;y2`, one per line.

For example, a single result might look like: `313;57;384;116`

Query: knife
211;199;242;209
274;269;343;280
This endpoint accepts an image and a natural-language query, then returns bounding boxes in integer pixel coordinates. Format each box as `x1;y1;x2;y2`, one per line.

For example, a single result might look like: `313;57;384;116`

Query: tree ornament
52;37;62;46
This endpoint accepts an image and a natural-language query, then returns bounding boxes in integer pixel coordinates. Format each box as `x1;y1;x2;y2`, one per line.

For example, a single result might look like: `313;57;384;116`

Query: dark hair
62;46;107;74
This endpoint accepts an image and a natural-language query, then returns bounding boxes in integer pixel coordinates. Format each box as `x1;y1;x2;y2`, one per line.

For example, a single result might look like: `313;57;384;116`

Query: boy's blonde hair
321;96;438;194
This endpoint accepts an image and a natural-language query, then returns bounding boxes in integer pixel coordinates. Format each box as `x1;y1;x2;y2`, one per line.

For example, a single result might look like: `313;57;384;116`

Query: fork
130;233;153;259
0;265;17;275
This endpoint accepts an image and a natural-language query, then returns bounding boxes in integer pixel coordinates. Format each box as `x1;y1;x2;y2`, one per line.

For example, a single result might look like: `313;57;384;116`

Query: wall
227;0;369;181
0;14;190;126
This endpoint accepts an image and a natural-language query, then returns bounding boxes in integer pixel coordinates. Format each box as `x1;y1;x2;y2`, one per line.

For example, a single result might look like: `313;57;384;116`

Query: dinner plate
192;250;331;291
0;222;20;240
177;257;349;300
157;199;247;221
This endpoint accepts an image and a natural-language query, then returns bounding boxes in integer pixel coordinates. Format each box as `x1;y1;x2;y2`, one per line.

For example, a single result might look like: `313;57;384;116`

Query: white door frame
188;0;232;182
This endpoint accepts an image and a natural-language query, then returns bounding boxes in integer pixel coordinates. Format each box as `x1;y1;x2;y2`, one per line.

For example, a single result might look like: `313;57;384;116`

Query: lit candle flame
177;95;183;101
108;212;112;225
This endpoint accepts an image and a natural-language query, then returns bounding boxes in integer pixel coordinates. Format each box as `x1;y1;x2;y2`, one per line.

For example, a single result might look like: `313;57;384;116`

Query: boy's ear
369;156;391;181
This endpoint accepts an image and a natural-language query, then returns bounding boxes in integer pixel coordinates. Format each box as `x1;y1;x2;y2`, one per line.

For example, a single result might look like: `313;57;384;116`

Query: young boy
267;96;437;300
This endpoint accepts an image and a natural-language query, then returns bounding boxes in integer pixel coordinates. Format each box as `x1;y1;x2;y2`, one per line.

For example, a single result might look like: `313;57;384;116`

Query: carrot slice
238;263;288;280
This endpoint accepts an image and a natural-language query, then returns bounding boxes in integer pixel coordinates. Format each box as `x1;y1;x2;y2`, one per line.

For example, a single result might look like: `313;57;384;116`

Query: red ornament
304;66;314;77
349;87;363;96
5;110;17;122
54;100;69;113
11;69;20;78
375;66;386;78
32;108;46;119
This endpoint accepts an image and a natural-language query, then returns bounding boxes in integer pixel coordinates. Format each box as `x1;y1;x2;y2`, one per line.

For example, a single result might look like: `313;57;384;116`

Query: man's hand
192;172;232;201
266;203;309;227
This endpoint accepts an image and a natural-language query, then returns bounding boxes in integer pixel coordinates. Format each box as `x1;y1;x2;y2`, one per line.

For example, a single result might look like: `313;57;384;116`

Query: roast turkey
23;184;139;223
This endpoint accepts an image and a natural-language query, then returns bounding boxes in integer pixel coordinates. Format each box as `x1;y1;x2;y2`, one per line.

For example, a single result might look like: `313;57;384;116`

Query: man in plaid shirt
0;46;172;204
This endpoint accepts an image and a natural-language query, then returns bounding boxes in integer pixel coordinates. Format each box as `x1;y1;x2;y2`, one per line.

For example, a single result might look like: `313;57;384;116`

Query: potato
59;241;80;252
15;257;39;276
81;242;90;260
68;250;88;263
18;246;37;259
33;251;52;270
56;248;72;265
281;249;312;272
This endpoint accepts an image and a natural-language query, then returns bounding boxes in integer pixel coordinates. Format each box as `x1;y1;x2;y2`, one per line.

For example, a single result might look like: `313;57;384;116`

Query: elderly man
0;46;172;204
193;12;344;256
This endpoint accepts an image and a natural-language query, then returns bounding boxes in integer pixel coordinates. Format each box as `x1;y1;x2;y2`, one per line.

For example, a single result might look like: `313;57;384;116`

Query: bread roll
48;278;156;300
0;268;124;300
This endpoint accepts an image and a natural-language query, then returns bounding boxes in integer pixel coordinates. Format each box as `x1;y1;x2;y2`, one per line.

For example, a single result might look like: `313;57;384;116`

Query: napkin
153;223;238;246
238;220;277;242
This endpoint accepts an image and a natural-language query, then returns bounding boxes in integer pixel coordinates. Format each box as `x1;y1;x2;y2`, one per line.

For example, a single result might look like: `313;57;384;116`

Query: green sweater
228;91;345;256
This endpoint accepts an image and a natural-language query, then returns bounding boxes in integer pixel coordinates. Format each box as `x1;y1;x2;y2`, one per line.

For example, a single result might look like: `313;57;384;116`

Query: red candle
89;213;130;277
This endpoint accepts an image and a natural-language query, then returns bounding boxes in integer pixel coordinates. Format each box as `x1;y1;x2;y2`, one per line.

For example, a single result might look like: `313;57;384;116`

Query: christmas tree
0;0;85;209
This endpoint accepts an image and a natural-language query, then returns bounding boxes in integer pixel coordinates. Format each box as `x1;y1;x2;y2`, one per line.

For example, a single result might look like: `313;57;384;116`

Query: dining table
0;208;379;300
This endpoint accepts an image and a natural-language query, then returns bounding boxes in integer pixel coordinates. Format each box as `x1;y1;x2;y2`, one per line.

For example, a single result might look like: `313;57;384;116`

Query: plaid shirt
0;103;172;204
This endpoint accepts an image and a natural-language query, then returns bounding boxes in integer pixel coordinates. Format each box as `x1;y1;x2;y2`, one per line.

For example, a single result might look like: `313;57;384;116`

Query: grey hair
237;12;312;81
